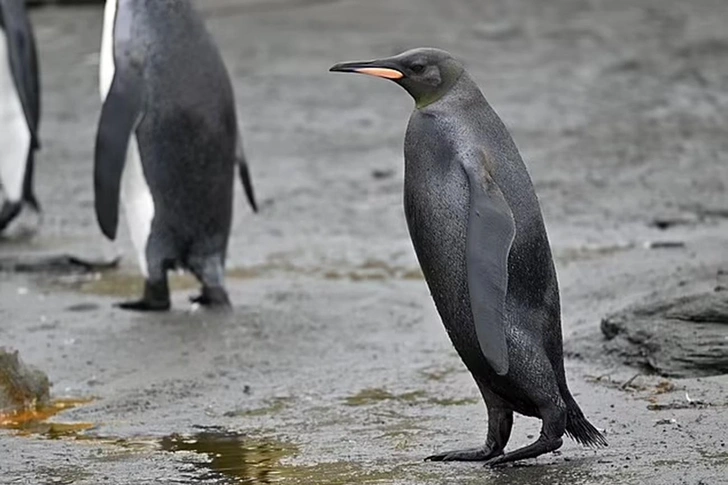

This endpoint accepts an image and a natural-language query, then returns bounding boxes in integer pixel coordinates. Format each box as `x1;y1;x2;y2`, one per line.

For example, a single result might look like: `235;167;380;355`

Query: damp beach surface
1;0;728;483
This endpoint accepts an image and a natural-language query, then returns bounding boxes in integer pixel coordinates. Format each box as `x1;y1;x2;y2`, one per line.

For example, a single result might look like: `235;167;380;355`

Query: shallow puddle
160;431;297;483
4;415;622;485
0;398;96;438
3;413;405;484
159;430;426;484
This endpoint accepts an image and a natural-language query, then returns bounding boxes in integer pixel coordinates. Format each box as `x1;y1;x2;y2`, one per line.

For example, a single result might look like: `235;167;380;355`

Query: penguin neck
412;66;466;110
415;72;481;113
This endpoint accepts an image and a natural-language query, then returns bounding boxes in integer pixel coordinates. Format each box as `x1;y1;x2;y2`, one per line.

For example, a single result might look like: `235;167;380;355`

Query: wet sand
1;0;727;483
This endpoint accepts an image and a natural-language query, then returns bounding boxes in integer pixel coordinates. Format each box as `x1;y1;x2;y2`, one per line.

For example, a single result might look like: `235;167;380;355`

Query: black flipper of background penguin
236;135;258;213
0;0;41;218
0;0;39;149
463;151;515;377
94;4;144;240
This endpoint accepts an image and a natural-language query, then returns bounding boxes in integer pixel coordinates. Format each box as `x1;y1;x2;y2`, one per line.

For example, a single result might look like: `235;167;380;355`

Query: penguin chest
99;0;117;100
405;164;497;368
0;29;31;203
98;0;155;276
404;160;470;311
120;135;155;277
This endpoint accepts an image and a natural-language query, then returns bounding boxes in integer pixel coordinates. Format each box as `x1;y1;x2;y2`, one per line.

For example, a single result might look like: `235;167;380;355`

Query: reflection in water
160;431;297;484
159;431;403;484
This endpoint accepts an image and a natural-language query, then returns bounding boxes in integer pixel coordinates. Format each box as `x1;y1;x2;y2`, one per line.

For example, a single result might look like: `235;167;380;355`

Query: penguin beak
329;59;404;80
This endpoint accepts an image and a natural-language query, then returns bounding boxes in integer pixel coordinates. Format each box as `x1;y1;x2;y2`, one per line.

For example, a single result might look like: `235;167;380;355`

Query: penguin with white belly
96;0;257;311
0;0;40;233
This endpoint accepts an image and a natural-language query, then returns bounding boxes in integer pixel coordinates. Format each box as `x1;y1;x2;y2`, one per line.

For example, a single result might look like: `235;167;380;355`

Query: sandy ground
1;0;728;483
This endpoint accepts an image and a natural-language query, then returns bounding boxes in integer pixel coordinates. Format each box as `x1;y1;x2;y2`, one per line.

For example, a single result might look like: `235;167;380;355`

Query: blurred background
1;0;727;484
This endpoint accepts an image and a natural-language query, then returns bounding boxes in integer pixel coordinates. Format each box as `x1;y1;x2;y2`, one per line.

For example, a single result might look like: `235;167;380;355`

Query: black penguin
0;0;40;233
330;48;606;466
95;0;257;311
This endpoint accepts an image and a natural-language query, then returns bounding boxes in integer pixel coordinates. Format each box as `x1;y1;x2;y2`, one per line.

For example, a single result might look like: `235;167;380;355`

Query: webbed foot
426;446;502;462
115;280;170;312
483;436;563;467
190;286;231;309
116;299;170;312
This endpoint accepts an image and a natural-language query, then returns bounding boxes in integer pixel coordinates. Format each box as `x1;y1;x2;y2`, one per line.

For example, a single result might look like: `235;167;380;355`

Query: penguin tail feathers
235;136;258;213
24;192;41;213
238;160;258;213
565;403;608;449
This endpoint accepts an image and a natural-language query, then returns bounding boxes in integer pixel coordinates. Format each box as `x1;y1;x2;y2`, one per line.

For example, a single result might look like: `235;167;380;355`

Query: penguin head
330;48;465;108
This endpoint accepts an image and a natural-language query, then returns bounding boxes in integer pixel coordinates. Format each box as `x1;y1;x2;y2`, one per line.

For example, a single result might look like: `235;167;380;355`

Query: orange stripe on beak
354;67;404;80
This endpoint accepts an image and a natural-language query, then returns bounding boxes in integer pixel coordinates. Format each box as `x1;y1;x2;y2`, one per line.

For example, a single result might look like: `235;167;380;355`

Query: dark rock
0;349;51;414
601;293;728;377
0;255;120;274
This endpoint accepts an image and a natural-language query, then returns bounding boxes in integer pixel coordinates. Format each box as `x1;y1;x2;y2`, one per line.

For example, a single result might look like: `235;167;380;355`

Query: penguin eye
410;63;426;74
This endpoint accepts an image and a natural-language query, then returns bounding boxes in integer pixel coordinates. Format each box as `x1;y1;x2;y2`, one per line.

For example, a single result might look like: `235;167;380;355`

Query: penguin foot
482;436;563;467
115;299;171;312
482;454;509;468
115;280;171;312
190;286;231;309
426;446;502;462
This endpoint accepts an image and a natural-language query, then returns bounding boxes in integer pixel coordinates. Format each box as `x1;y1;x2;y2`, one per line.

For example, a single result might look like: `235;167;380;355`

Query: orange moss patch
0;398;96;438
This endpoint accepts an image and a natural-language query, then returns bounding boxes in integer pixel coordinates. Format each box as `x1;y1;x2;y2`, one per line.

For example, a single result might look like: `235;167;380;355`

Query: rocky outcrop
601;292;728;378
0;349;50;415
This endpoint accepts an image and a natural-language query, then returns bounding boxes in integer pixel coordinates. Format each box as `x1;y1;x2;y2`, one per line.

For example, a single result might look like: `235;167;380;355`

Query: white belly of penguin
100;0;154;277
0;30;31;204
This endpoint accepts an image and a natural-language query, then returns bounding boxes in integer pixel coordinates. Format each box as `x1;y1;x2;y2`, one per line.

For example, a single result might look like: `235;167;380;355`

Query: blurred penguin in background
95;0;257;311
0;0;41;233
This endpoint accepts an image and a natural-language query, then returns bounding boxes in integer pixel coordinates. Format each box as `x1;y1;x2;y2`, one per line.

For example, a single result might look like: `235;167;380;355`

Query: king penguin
0;0;40;233
330;48;607;466
96;0;257;311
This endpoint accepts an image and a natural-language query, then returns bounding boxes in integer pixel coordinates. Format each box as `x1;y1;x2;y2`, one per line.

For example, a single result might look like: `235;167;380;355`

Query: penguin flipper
94;70;144;241
0;0;40;148
235;136;258;213
462;151;516;376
